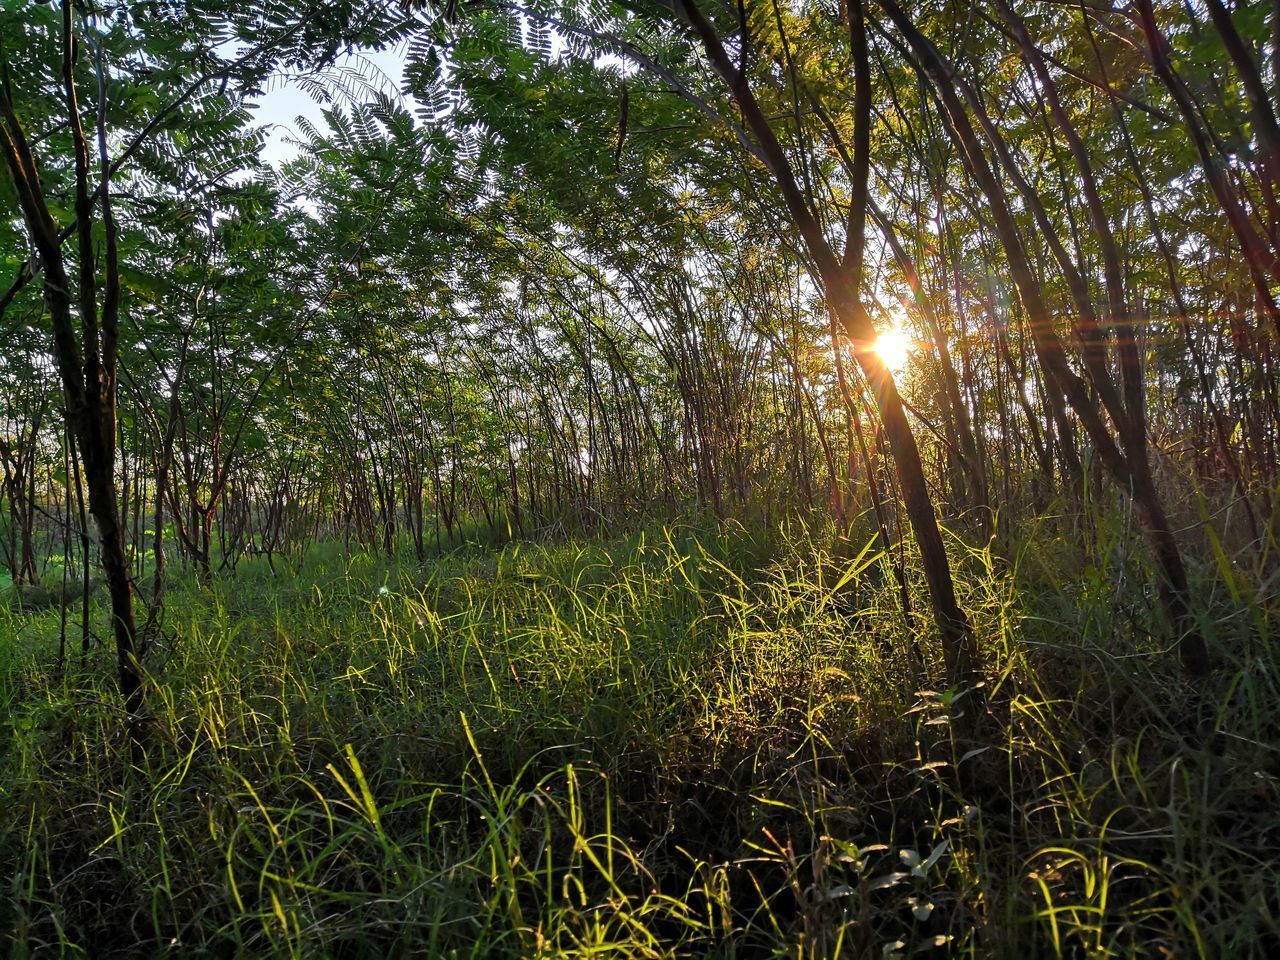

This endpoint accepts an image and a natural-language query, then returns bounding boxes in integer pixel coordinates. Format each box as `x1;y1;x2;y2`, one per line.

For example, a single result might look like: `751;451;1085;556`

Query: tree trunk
0;5;142;712
675;0;982;690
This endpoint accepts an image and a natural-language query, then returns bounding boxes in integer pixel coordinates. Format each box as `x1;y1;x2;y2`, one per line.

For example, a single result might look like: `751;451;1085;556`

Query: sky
252;46;410;168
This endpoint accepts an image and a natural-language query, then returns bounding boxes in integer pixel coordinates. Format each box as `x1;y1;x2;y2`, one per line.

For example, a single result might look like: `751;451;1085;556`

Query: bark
1134;0;1280;338
0;8;142;711
880;0;1210;674
675;0;981;689
1202;0;1280;200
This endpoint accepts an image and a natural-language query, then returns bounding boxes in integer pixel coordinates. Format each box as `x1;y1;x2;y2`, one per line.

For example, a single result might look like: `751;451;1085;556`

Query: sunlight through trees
2;0;1278;955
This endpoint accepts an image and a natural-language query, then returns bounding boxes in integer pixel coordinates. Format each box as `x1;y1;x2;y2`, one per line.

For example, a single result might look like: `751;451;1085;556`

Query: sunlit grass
0;516;1275;957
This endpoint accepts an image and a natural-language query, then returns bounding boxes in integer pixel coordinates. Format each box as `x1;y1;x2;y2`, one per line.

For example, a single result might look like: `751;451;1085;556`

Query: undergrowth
0;515;1277;958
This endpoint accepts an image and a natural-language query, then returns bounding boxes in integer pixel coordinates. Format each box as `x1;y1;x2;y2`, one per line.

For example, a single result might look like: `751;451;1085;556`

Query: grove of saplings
2;1;1278;957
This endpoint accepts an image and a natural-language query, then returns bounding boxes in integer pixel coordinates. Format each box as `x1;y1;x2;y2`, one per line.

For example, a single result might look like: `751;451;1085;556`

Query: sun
874;326;915;374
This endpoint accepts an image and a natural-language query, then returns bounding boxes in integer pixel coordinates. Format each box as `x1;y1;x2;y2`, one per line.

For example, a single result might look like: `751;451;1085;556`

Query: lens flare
874;326;915;373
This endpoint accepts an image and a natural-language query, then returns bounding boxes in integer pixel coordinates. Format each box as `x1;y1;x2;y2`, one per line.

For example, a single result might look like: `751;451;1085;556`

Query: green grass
0;515;1277;957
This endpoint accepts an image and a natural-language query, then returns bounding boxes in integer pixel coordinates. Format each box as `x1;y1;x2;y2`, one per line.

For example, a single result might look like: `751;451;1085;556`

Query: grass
0;513;1277;957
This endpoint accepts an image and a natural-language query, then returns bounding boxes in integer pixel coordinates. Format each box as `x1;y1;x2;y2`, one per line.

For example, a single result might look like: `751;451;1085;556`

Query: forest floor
0;516;1277;958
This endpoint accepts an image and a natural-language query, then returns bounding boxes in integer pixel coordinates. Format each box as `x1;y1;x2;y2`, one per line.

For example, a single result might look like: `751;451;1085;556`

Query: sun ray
874;326;915;374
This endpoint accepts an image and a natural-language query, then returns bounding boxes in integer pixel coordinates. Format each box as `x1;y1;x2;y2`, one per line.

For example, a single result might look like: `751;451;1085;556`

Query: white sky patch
251;46;411;168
